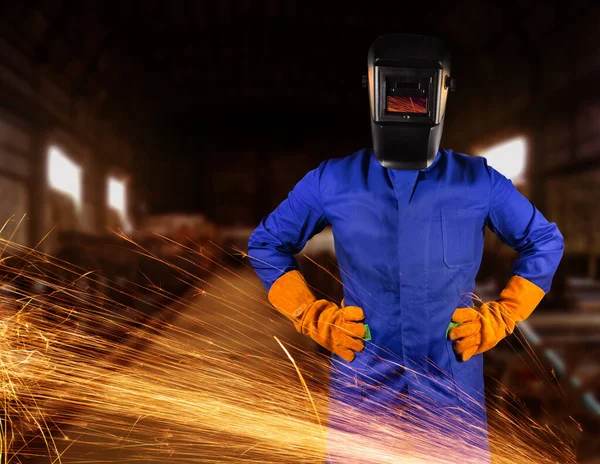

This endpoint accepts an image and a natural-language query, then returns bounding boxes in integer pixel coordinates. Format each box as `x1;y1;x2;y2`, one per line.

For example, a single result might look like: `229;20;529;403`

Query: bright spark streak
0;232;579;464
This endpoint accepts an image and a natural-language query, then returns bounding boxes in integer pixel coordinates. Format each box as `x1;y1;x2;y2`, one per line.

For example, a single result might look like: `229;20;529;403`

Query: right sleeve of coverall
247;162;329;292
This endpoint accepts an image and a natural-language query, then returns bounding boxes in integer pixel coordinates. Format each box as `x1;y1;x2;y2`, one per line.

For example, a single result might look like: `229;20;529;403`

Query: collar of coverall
382;149;443;173
419;149;442;172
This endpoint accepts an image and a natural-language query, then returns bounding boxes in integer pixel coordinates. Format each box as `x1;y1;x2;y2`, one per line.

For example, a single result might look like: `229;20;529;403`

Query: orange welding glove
268;270;366;362
448;275;545;361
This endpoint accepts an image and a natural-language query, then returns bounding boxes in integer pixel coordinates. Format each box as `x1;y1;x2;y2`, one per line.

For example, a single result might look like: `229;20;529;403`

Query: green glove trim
364;324;372;341
446;321;463;339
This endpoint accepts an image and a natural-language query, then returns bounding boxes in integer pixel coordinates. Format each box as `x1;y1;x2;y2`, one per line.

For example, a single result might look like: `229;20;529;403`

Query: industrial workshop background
0;1;598;463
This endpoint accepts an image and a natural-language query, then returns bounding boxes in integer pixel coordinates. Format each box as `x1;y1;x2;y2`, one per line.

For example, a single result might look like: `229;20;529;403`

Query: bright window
478;137;527;185
107;176;132;232
108;177;126;213
47;146;82;206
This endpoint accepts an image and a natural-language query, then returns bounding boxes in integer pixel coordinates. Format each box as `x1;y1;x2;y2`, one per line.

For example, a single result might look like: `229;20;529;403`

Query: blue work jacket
248;148;563;442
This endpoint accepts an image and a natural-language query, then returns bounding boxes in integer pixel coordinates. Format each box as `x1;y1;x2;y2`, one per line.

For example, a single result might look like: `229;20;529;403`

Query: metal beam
528;313;600;329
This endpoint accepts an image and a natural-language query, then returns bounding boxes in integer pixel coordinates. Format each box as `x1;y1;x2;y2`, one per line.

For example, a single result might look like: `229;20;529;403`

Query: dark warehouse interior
4;1;596;225
0;1;599;463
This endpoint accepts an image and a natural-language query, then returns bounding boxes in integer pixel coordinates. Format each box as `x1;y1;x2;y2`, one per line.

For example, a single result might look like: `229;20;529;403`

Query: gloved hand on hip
268;270;367;362
448;275;545;361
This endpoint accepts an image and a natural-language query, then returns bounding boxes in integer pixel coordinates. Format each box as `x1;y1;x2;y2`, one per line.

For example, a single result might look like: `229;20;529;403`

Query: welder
248;34;563;460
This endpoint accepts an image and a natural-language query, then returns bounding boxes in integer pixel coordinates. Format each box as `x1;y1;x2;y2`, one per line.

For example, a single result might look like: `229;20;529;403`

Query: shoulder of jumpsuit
320;149;383;193
424;149;492;194
438;148;489;176
379;148;485;177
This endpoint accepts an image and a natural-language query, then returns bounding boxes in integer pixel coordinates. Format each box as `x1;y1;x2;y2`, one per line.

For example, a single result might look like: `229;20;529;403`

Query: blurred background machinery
0;1;599;462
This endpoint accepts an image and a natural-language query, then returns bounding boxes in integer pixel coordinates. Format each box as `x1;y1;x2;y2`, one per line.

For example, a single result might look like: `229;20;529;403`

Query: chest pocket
441;208;486;269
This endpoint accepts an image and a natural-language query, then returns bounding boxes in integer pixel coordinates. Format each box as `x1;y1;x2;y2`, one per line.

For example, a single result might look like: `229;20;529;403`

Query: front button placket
388;168;419;382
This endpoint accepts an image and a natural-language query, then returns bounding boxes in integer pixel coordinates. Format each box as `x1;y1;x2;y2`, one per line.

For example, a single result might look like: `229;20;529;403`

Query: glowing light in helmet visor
387;96;428;113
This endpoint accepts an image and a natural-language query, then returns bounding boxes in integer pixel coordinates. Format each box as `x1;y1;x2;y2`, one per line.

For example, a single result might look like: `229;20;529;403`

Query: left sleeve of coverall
247;162;329;292
484;161;564;293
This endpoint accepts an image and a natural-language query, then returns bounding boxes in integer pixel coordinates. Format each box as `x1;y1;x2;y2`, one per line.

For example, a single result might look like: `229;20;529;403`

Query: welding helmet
367;34;454;170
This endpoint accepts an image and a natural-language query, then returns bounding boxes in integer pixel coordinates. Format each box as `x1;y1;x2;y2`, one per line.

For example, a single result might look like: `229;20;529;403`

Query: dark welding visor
374;66;443;124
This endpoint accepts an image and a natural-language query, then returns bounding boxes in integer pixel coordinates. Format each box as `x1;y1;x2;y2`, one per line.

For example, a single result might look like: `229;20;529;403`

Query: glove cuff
498;275;545;324
268;270;317;327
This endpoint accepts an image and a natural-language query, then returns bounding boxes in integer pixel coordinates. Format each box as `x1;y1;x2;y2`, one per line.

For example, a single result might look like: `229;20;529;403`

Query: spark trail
0;235;577;463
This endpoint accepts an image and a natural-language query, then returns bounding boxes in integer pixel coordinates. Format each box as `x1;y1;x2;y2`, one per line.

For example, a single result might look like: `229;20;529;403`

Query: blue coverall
248;148;564;457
